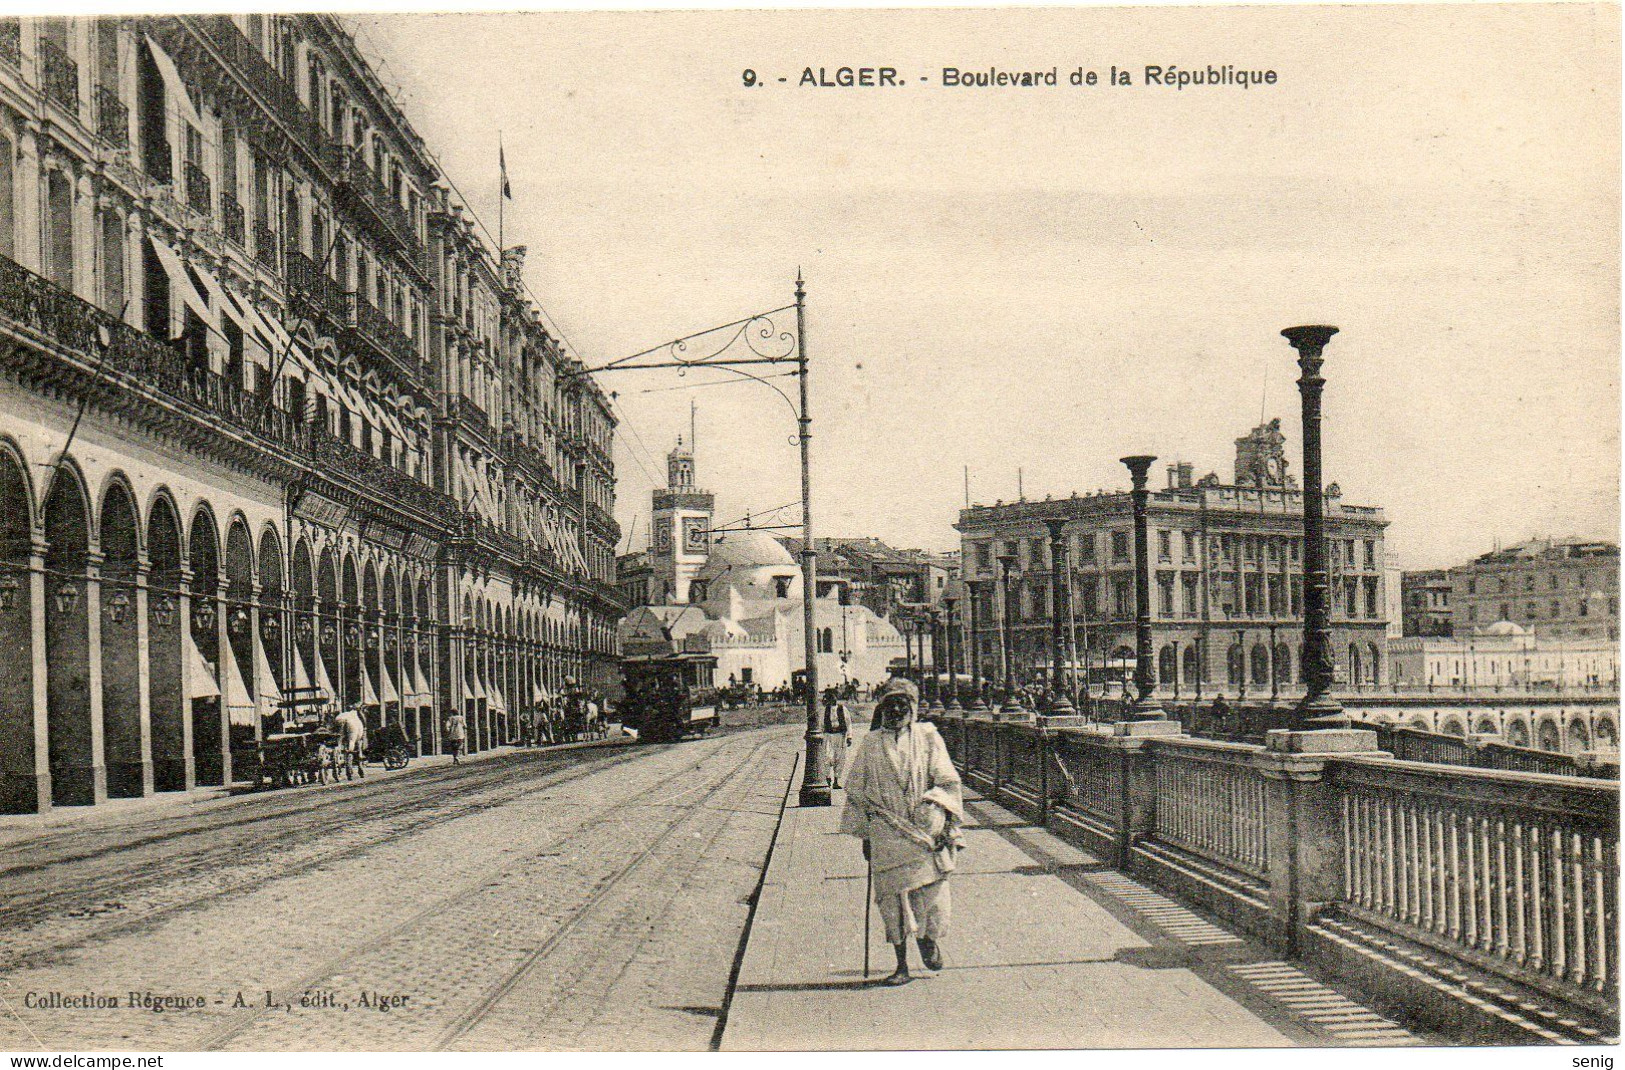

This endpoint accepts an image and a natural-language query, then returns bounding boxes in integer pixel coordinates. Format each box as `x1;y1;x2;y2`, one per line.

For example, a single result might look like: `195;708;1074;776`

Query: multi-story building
1401;569;1454;637
955;420;1390;696
1448;537;1619;641
0;15;618;814
777;536;956;621
1389;622;1619;693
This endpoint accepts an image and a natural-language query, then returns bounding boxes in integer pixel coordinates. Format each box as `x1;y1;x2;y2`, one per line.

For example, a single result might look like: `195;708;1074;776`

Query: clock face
682;516;709;553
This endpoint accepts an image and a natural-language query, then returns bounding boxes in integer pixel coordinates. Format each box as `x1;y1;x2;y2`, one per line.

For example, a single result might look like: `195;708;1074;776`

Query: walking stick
863;847;873;979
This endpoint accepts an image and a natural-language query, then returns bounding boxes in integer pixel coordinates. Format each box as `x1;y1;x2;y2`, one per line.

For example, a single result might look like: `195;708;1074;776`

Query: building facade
1389;621;1619;693
955;421;1390;697
1447;537;1619;641
0;15;618;814
1401;568;1454;637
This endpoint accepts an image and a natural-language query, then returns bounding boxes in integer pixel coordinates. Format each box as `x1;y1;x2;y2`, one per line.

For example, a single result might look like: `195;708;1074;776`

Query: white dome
1482;620;1527;636
703;529;796;572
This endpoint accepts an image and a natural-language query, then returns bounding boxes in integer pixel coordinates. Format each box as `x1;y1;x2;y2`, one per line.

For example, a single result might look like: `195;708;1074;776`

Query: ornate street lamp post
943;580;963;710
1122;456;1162;719
1236;627;1247;702
1269;620;1280;702
969;581;988;711
928;605;945;711
1043;517;1075;715
997;555;1022;713
1283;325;1349;729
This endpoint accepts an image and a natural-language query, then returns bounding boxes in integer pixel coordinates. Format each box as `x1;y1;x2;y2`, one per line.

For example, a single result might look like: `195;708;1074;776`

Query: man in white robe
840;677;964;985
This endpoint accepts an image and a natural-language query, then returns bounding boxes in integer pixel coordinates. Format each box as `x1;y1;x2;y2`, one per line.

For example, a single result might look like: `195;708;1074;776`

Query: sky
354;4;1620;569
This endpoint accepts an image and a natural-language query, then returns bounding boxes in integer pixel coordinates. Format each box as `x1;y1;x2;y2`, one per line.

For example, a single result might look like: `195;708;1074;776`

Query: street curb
711;747;801;1051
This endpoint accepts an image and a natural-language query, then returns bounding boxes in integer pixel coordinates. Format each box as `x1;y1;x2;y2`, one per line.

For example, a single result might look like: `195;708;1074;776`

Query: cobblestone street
0;726;801;1052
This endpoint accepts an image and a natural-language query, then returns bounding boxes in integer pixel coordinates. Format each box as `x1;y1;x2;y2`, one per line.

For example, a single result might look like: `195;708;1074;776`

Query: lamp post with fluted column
927;604;945;712
1282;325;1349;729
1042;517;1075;715
943;578;963;710
997;555;1024;714
1122;456;1163;719
967;580;986;710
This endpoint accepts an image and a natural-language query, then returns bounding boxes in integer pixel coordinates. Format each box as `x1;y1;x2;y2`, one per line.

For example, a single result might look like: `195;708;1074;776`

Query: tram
618;650;719;743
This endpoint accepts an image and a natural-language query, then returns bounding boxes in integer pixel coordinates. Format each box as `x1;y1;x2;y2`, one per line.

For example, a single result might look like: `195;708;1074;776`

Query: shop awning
490;682;506;714
223;640;255;727
465;670;486;703
255;630;283;714
533;682;551;706
361;662;380;707
187;631;220;700
313;646;334;702
148;235;213;328
144;35;203;131
381;660;400;705
413;662;432;707
292;641;313;692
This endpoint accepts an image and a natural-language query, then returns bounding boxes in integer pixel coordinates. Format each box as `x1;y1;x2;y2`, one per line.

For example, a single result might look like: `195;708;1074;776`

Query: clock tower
651;436;714;603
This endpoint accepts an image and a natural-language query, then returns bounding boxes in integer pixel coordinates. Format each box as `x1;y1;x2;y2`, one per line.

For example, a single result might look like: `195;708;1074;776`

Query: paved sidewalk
721;765;1422;1050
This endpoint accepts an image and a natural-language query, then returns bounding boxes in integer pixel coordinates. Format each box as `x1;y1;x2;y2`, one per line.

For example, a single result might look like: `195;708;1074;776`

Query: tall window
99;210;123;314
45;169;73;292
0;133;16;259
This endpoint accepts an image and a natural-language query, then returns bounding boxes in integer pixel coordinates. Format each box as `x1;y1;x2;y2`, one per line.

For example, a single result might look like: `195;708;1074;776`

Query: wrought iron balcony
188;17;331;166
307;427;455;522
222;194;246;247
322;144;422;264
453;394;491;434
39;39;78;114
283;250;344;322
0;253;303;453
252;218;278;270
0;20;20;70
94;84;127;147
344;291;420;378
183;161;212;217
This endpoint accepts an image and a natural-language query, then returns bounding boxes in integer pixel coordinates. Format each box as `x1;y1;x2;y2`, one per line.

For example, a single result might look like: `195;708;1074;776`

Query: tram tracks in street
0;742;646;971
189;731;793;1052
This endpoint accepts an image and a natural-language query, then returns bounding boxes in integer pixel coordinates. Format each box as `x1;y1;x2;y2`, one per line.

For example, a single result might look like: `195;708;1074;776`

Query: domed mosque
618;438;904;692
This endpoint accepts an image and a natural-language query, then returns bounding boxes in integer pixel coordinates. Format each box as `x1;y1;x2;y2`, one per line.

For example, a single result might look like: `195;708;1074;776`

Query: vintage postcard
0;2;1616;1057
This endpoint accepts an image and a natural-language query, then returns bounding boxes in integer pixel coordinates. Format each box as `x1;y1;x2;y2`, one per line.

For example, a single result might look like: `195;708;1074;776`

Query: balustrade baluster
1402;799;1418;925
1528;820;1547;973
1549;823;1566;982
1568;830;1586;985
1463;810;1480;949
1478;813;1495;953
1381;796;1396;916
1511;817;1528;965
1494;813;1510;958
1585;834;1604;992
1448;813;1464;941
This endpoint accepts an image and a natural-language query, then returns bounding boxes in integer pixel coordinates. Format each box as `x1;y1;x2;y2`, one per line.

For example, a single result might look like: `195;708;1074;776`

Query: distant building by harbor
1447;537;1618;641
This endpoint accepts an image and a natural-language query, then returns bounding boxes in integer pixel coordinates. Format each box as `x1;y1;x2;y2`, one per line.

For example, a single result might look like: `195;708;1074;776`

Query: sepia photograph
0;1;1617;1056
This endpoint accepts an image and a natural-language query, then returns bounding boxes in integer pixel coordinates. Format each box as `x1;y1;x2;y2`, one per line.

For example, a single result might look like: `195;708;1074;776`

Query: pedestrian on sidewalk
444;709;467;764
840;676;964;986
821;687;852;789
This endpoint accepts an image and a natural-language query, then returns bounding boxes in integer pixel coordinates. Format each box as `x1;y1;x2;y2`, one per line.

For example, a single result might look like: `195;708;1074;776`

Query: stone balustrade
934;710;1618;1041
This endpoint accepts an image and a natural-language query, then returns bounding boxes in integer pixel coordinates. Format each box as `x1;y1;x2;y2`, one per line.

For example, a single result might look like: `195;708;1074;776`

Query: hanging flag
500;144;512;200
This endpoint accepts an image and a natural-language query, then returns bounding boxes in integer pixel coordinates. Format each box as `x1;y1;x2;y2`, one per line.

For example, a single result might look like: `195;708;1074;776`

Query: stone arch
1537;717;1561;752
1250;644;1269;687
43;463;96;805
1227;643;1243;686
361;559;381;729
341;553;359;711
1474;715;1500;736
1181;644;1199;686
145;492;188;792
289;538;315;702
381;563;400;728
1439;716;1467;738
258;527;285;699
1408;715;1431;732
0;441;39;812
1506;718;1531;747
1157;644;1175;686
223;517;257;751
1567;719;1591;753
1274;644;1292;688
99;478;145;798
188;504;224;785
1367;642;1382;687
1348;643;1363;689
316;547;339;705
1595;717;1617;751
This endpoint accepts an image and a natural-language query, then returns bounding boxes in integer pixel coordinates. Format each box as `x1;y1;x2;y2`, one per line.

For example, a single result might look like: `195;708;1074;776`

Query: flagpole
498;131;504;255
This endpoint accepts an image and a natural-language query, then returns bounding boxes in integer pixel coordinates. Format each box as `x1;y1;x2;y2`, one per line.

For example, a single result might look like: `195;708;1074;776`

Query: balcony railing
937;711;1619;1037
453;394;490;434
221;195;246;247
322;144;422;262
39;39;78;114
344;291;419;377
94;84;127;147
283;250;343;322
188;17;331;165
0;20;20;70
0;252;461;534
252;219;277;271
183;161;212;217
